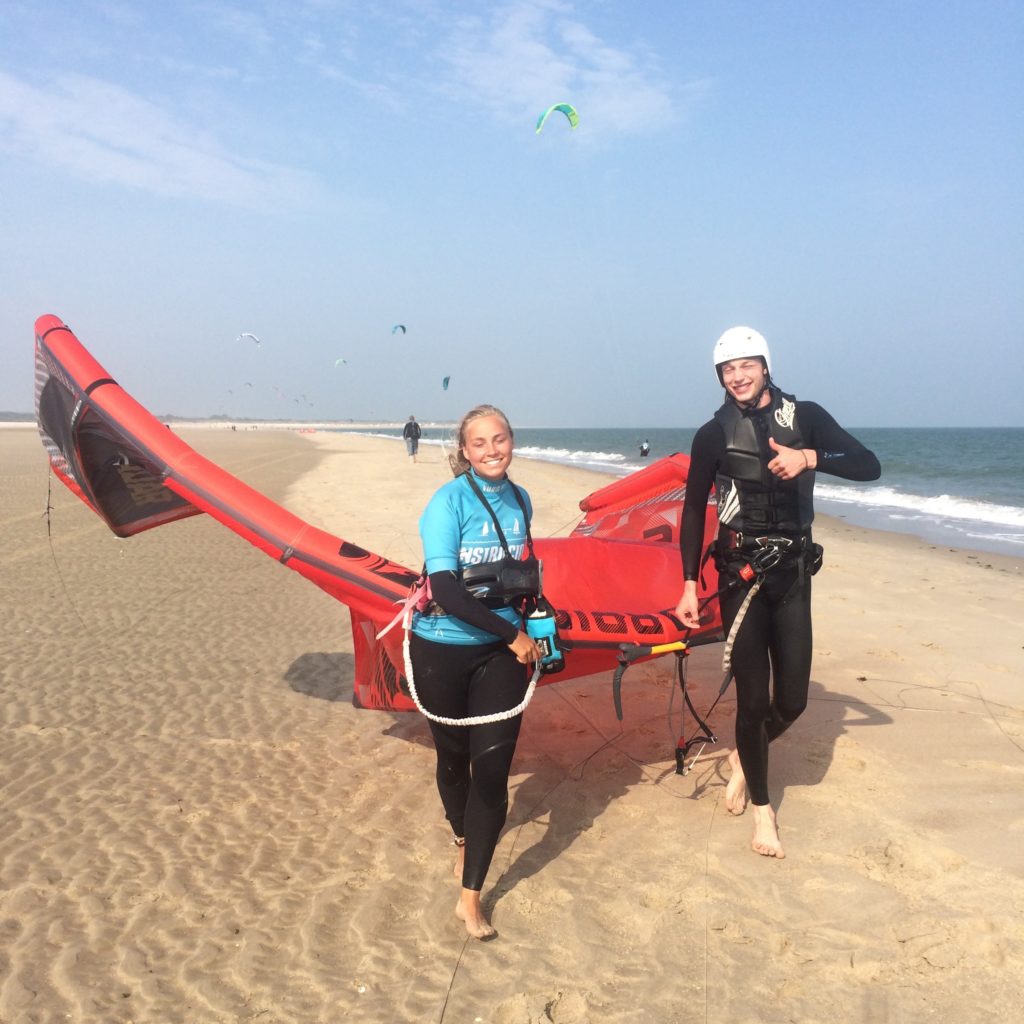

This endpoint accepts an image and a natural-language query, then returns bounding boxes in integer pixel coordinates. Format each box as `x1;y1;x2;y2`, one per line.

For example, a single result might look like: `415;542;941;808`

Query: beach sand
2;425;1022;1024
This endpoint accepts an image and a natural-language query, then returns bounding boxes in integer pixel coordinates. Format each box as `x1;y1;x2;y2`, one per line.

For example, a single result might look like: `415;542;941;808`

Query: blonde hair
448;404;514;476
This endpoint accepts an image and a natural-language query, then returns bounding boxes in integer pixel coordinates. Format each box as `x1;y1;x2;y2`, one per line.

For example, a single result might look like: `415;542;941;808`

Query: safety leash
401;623;541;726
378;581;541;726
720;576;763;674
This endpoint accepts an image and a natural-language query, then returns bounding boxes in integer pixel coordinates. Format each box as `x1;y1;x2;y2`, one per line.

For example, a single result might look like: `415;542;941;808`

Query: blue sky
2;1;1021;426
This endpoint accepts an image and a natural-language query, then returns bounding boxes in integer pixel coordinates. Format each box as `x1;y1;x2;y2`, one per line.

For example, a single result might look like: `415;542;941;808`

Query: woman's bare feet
724;749;748;815
750;803;785;858
455;889;496;940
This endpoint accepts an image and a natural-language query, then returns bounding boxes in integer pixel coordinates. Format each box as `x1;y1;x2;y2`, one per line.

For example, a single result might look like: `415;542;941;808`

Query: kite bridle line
611;589;725;719
613;541;806;774
611;577;759;776
42;465;91;632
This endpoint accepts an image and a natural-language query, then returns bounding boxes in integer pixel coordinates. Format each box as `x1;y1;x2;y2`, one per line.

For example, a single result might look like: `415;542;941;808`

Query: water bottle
526;598;565;674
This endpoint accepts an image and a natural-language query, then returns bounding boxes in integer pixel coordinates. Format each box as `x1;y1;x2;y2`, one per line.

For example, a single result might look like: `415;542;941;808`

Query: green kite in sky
535;103;579;134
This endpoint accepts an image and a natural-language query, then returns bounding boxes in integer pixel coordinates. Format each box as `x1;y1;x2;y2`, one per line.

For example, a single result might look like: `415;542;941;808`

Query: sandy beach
2;425;1022;1024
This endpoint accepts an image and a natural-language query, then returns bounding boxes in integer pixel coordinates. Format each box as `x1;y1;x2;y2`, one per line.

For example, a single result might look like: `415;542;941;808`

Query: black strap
461;472;535;558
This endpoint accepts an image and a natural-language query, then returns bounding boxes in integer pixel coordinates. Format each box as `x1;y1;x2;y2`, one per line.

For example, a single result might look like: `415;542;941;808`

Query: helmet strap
739;377;771;410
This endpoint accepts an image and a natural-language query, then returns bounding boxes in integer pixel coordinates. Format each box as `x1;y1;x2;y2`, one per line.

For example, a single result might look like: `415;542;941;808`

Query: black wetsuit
681;394;880;806
410;472;531;891
410;628;527;890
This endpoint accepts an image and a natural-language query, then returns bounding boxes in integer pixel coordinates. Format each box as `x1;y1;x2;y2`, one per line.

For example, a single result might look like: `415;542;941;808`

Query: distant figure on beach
675;327;880;859
408;405;541;939
403;415;422;462
639;439;650;457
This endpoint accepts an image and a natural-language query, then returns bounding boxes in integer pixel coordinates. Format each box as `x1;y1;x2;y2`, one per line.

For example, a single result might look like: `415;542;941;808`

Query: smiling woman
456;407;514;480
407;402;542;941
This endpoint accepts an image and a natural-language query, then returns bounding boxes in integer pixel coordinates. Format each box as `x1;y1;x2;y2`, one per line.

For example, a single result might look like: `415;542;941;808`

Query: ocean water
332;425;1024;559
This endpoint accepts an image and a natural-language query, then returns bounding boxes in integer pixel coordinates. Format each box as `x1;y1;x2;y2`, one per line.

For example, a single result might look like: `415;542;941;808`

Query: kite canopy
238;332;260;346
334;358;347;367
535;102;579;134
34;314;721;713
392;324;406;335
442;375;450;391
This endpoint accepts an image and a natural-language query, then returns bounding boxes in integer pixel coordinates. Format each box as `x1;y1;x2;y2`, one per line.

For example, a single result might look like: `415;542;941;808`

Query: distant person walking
403;415;422;462
639;439;650;458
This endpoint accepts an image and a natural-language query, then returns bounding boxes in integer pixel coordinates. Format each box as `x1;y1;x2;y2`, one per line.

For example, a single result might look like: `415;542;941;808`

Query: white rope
377;577;540;726
401;615;540;727
721;576;763;674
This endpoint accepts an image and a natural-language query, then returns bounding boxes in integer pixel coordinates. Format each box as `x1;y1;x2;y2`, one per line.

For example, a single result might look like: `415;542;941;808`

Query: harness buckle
749;544;784;573
747;535;799;574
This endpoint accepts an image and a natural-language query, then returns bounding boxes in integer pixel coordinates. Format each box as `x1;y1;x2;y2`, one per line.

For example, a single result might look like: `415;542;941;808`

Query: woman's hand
767;437;816;479
675;580;701;630
508;630;541;665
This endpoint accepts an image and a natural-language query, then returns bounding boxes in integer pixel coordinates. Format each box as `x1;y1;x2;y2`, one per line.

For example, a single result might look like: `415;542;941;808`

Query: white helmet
713;326;771;379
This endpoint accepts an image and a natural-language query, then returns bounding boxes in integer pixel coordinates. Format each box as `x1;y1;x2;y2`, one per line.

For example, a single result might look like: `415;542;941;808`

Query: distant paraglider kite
535;102;579;134
392;325;406;335
238;332;260;346
442;375;451;391
334;358;347;367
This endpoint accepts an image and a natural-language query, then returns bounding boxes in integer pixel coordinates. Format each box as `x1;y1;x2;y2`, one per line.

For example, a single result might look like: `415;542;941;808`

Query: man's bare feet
455;889;496;940
750;803;785;858
724;749;748;815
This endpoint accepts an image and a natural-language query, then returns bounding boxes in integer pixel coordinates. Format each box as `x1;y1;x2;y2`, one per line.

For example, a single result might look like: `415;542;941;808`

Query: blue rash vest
411;470;534;645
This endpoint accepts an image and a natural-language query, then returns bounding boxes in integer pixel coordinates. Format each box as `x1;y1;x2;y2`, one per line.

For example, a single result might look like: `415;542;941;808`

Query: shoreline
12;412;1024;562
303;427;1024;567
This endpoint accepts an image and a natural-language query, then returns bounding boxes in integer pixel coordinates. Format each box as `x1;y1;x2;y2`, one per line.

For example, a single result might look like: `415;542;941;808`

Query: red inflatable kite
34;314;721;713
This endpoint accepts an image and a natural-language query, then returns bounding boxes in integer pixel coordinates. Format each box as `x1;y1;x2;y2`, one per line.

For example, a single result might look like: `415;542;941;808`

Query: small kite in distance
392;325;406;335
535;102;579;134
334;358;347;367
442;375;450;391
238;332;260;346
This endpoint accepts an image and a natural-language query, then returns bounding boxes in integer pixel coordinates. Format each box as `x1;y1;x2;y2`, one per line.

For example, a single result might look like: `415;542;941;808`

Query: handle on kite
612;640;689;721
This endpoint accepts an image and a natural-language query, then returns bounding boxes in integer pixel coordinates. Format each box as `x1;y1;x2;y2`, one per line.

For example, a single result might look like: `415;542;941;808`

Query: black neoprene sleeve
799;402;881;480
680;422;719;580
679;400;881;580
427;571;520;644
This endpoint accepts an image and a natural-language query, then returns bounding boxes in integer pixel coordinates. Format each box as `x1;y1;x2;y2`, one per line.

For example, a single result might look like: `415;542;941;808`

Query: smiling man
675;327;881;859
